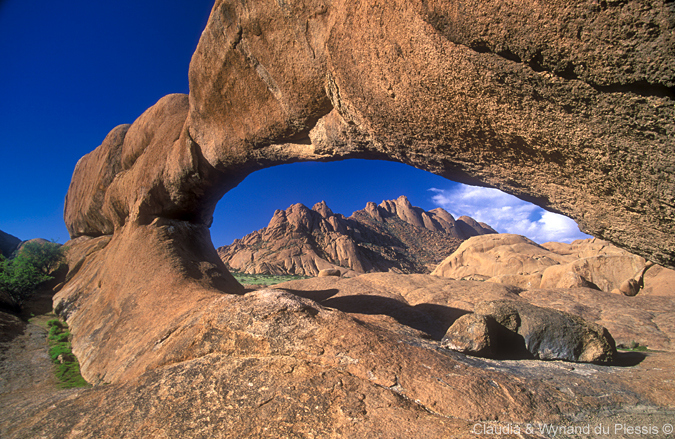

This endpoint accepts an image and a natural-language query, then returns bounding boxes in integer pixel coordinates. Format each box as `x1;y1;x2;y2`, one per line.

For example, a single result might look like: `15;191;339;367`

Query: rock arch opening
211;158;591;277
52;0;675;411
213;159;591;249
64;0;674;269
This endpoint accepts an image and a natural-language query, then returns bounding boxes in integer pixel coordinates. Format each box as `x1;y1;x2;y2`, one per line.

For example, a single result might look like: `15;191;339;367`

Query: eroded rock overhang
65;0;675;267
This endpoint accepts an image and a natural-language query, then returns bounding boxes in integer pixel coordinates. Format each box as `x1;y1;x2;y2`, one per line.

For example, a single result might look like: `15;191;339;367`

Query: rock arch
59;0;674;384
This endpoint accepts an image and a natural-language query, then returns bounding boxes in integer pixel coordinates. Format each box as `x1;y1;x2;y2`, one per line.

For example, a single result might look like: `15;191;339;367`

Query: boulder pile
432;234;675;296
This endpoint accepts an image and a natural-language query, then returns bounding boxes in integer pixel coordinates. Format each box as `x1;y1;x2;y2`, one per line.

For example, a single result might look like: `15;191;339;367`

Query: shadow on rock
281;288;468;340
0;312;28;344
412;303;470;337
280;288;341;303
610;351;648;367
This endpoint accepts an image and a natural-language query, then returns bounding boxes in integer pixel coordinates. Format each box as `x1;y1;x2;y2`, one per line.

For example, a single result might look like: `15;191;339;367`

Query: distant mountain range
217;195;496;276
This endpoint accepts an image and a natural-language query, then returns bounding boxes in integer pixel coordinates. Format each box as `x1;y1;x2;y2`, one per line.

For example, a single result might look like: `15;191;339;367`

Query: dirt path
0;291;85;437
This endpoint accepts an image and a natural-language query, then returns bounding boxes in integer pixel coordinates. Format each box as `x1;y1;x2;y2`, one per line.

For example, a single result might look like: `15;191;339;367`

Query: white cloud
428;186;591;244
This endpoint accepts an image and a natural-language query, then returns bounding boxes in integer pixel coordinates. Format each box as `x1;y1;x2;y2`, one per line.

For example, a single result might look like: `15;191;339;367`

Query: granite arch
59;0;674;383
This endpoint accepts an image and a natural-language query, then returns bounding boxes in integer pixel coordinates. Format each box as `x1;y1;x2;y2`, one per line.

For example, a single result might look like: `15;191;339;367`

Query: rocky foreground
2;267;675;438
217;195;495;276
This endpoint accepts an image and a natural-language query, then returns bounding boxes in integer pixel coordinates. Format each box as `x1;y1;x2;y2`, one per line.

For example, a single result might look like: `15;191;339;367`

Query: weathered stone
0;312;25;343
38;0;675;436
474;300;616;363
441;313;494;356
56;0;674;389
434;234;675;294
64;0;674;268
539;255;645;292
432;234;565;279
8;270;675;437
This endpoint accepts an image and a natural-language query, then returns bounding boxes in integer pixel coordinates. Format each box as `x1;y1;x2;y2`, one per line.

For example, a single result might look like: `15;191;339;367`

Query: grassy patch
46;319;90;389
231;271;311;286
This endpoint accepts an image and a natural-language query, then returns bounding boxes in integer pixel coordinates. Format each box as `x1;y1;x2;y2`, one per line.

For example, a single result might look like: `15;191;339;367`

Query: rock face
217;196;495;276
433;234;675;296
0;230;20;258
33;0;675;436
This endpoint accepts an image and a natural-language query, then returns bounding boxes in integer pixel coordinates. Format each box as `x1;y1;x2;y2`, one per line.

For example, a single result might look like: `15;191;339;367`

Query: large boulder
431;234;566;282
443;299;617;363
433;234;675;295
469;300;616;363
440;313;498;357
538;254;644;291
317;268;342;277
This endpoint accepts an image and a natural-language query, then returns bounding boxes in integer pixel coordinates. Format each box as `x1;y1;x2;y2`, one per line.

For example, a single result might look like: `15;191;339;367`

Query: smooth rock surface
6;268;675;437
434;234;675;295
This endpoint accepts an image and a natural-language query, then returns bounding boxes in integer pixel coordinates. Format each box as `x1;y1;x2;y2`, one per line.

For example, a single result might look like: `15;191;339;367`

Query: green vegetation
46;319;89;388
231;271;310;286
617;341;649;352
0;241;65;308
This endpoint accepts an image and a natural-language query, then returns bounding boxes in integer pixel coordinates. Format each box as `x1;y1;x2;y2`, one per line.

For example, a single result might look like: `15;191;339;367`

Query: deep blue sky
0;0;213;242
0;1;589;248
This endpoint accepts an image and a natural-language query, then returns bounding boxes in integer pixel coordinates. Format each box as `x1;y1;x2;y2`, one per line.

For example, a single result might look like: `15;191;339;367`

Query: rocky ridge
432;234;675;295
0;230;20;258
217;195;495;276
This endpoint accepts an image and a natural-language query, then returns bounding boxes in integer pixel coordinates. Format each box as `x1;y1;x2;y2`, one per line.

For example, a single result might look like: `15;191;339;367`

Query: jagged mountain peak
312;200;334;218
218;196;496;276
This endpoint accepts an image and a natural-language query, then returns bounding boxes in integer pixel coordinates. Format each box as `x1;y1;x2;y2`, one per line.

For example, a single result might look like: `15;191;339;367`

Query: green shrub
230;271;310;286
617;341;649;352
46;318;65;329
0;241;65;307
